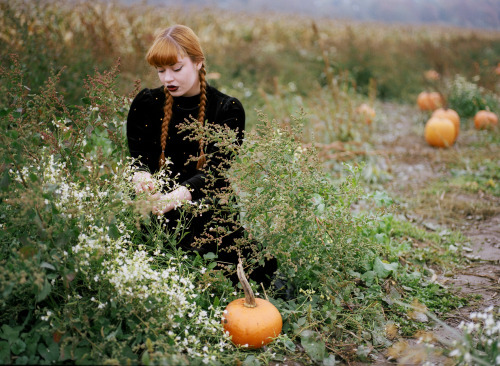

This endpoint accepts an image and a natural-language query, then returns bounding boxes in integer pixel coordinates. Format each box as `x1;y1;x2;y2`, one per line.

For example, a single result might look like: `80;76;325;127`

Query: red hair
146;25;207;170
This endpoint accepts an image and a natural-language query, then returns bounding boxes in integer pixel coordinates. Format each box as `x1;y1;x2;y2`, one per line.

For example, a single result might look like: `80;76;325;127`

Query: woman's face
157;55;202;97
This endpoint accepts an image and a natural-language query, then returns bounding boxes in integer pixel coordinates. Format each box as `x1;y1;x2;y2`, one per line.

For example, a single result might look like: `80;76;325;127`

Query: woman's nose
164;70;175;83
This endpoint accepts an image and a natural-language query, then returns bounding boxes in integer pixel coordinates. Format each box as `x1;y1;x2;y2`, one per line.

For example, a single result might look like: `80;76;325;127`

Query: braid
159;89;174;168
196;64;208;169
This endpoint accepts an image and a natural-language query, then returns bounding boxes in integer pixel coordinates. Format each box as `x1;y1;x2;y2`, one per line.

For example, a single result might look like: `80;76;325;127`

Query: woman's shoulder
207;85;244;112
131;86;165;107
128;86;165;127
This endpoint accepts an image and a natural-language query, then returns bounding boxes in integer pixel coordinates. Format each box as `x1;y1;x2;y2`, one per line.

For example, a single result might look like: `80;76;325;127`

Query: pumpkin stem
237;259;256;308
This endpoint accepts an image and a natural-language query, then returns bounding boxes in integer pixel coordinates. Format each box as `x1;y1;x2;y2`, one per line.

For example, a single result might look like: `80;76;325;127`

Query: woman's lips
167;85;179;92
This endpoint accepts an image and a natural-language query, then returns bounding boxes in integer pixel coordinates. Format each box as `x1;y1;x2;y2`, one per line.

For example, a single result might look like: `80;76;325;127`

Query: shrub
0;57;231;365
446;75;499;118
229;112;382;289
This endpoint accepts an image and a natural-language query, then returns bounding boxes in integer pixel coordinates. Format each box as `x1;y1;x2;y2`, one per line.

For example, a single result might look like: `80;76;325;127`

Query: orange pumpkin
222;260;282;349
356;103;376;125
474;110;498;130
424;117;456;148
417;91;444;111
431;108;460;139
424;69;440;81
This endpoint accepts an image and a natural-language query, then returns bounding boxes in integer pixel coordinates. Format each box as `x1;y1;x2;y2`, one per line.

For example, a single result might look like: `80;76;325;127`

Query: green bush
446;74;500;118
0;57;232;365
229;113;382;288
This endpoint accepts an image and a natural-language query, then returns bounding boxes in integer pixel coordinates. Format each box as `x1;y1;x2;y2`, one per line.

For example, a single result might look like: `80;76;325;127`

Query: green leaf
372;190;393;207
24;332;40;355
36;279;51;302
0;107;13;117
37;341;59;363
322;354;337;366
108;223;120;240
361;271;376;286
0;170;11;191
0;341;10;364
2;282;15;298
242;355;260;366
11;339;26;355
203;252;217;260
300;330;326;362
40;262;56;271
374;233;388;244
28;172;38;182
282;338;296;352
14;355;29;364
356;344;373;362
373;257;398;279
141;351;150;366
0;325;21;342
7;130;19;139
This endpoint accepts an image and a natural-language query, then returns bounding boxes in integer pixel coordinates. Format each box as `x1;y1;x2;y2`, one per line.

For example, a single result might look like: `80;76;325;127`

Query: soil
348;103;500;365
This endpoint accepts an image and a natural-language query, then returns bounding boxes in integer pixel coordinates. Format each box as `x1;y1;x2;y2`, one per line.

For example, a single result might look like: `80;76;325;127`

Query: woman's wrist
174;185;192;202
151;186;192;215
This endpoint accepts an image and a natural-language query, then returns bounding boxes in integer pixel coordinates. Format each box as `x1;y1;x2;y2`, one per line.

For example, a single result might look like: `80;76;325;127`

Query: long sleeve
126;88;164;173
181;96;245;201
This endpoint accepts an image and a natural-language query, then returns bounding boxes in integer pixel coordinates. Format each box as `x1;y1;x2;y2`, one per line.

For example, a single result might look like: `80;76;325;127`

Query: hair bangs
146;37;187;67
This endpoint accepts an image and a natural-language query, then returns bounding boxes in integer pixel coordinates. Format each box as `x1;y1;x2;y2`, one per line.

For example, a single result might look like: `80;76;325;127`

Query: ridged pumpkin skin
432;108;460;139
474;110;498;130
424;117;456;148
223;297;282;348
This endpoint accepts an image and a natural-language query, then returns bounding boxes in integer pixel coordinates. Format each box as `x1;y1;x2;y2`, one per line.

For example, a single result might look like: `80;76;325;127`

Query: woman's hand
132;171;155;194
151;186;192;215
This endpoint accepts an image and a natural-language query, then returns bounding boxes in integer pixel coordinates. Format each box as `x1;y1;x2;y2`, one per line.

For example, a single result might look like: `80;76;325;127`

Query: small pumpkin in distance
424;117;456;148
431;108;460;139
356;103;376;125
474;110;498;130
417;92;431;110
222;260;282;349
424;69;440;81
417;91;444;111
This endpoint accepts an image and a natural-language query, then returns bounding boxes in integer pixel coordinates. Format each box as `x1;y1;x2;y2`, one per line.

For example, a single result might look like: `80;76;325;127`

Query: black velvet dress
127;84;277;284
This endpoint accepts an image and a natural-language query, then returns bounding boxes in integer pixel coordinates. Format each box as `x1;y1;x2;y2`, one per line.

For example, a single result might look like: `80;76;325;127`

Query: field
1;0;500;365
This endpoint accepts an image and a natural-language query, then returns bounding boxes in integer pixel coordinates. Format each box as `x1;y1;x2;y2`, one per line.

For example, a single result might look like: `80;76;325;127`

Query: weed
446;74;500;118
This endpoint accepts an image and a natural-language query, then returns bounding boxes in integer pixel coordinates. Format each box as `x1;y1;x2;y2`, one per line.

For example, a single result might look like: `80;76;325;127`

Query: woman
127;24;276;285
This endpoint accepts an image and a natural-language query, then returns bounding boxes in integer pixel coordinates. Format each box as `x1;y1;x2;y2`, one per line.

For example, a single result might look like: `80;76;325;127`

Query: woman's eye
174;66;183;72
157;69;165;73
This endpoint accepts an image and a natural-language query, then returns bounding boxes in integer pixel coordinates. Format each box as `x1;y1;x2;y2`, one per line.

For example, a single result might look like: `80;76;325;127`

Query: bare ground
353;103;500;365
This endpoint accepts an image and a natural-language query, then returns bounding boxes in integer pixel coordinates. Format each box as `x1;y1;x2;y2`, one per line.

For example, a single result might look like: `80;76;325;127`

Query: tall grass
2;0;500;114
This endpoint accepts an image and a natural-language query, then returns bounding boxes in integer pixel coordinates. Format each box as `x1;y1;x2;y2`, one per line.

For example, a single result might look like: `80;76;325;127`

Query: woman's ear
196;61;203;71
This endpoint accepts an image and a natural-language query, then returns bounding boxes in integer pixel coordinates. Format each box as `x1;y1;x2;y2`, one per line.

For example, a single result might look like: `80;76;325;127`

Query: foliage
0;56;474;364
229;113;380;288
449;160;500;197
446;74;500;118
0;56;235;365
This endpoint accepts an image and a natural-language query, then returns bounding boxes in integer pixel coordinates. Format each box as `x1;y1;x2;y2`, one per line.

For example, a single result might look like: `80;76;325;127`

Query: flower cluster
449;306;500;365
9;149;231;363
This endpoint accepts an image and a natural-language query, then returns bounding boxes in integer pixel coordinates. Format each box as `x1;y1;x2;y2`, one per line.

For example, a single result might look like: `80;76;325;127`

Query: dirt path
359;103;500;364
